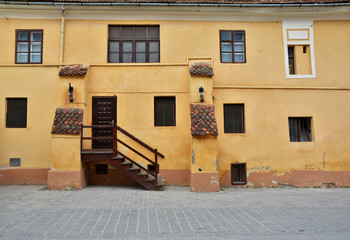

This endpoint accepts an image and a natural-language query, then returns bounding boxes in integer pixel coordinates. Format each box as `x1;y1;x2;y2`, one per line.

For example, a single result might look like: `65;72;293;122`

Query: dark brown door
92;96;117;149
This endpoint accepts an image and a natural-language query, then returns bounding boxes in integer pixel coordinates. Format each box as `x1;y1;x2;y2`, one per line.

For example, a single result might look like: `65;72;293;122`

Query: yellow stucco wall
0;19;61;64
0;67;59;168
0;12;350;186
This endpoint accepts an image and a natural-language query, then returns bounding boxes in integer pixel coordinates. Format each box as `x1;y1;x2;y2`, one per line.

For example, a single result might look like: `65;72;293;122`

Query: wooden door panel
92;97;116;149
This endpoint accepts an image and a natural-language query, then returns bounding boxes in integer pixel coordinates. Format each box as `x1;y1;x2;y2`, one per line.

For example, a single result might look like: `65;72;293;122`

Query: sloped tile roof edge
58;65;89;77
51;108;84;135
190;103;218;136
3;0;350;5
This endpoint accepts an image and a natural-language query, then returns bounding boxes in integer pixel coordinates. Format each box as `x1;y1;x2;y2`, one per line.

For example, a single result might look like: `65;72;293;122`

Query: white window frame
283;20;316;79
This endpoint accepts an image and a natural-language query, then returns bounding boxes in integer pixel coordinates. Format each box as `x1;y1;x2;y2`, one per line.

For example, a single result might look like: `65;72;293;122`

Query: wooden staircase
81;124;165;190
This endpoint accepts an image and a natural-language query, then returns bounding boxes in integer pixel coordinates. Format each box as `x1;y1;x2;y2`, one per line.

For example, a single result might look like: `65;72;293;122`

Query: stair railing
81;124;164;184
113;125;164;183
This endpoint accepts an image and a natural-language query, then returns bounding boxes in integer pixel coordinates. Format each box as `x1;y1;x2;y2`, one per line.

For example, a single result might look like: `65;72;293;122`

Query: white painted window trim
283;20;316;79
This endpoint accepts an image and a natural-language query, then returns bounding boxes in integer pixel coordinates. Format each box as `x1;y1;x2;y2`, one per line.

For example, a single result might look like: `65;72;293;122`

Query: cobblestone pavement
0;185;349;240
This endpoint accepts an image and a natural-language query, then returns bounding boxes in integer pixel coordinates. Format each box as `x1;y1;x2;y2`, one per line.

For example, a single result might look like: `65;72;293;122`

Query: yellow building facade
1;1;350;191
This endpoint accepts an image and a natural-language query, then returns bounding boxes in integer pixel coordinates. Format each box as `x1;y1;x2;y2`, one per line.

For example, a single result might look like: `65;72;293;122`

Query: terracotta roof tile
189;62;214;76
51;108;84;135
59;65;88;77
190;104;218;136
47;0;350;4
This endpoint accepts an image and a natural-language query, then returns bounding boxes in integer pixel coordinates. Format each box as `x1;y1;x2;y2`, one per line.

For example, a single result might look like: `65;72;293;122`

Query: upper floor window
108;26;159;63
220;30;246;63
16;30;43;64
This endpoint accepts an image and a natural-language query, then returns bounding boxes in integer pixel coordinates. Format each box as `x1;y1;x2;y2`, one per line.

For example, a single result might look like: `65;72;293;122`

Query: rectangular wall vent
10;158;21;167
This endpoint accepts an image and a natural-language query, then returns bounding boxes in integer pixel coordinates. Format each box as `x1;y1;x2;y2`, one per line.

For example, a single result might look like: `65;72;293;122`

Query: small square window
220;30;246;63
154;97;175;127
95;164;108;174
224;104;244;133
231;163;247;185
6;98;27;128
16;30;43;64
289;117;312;142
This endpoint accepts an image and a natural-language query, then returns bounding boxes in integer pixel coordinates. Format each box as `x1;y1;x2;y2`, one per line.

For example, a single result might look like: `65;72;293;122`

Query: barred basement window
289;117;312;142
108;25;160;63
224;104;245;133
154;97;175;126
6;98;27;128
15;30;43;64
231;163;247;185
95;164;108;174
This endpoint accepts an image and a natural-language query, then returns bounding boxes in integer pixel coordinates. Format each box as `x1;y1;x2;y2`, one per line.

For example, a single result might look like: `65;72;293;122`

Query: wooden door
92;96;117;149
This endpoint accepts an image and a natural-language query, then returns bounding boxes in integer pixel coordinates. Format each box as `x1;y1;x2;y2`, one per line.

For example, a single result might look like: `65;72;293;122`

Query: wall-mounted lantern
68;83;74;103
199;86;204;103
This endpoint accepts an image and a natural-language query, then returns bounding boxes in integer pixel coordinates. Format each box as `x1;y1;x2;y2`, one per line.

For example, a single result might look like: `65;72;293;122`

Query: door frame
92;96;117;149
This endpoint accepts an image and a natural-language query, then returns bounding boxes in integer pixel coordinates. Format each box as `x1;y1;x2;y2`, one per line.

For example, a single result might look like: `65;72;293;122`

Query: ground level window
6;98;27;128
154;97;175;126
231;163;247;185
95;164;108;174
289;117;312;142
224;104;244;133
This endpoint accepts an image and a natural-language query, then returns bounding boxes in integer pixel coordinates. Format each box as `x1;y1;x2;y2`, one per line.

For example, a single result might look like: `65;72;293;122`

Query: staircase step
112;155;124;160
137;169;148;176
121;160;132;165
129;166;140;171
146;175;155;182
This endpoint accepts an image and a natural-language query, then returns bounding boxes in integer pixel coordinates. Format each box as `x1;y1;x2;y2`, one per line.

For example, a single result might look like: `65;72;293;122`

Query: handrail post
112;123;117;155
155;148;158;184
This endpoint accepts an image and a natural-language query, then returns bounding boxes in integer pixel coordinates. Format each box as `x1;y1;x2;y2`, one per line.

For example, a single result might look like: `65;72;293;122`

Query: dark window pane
136;41;146;52
221;42;232;52
6;98;27;128
149;53;159;63
31;32;42;41
122;41;132;52
149;41;159;52
17;53;28;63
109;26;120;39
234;53;245;62
155;97;175;126
18;32;28;41
136;53;146;63
109;41;119;52
121;26;133;38
123;53;132;63
221;53;232;62
109;53;119;63
221;31;231;41
148;26;159;38
224;104;244;133
234;32;244;41
135;26;147;38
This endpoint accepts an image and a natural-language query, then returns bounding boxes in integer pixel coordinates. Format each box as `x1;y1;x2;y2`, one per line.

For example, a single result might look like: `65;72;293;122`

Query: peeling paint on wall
216;155;219;171
211;176;219;185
